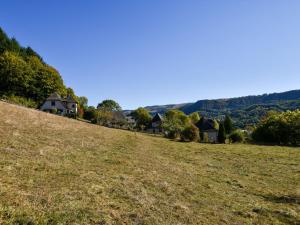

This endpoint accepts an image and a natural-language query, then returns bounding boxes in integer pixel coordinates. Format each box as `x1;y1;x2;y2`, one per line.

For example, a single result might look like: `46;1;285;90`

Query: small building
196;118;218;143
40;92;78;117
148;113;163;133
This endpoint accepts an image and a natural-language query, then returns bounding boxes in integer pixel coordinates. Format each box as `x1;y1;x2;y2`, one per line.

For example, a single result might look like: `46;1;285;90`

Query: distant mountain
136;90;300;128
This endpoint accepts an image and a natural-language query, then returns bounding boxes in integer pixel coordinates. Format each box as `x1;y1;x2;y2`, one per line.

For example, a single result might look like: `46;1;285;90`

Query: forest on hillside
144;90;300;128
0;27;78;107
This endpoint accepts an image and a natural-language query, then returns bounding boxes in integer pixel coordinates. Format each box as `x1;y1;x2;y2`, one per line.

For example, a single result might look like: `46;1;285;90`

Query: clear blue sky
1;0;300;109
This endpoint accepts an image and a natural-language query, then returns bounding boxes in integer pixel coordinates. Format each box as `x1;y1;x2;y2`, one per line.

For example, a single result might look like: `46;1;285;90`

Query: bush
180;124;200;142
229;130;245;143
50;108;58;114
252;110;300;146
162;109;190;139
3;95;38;108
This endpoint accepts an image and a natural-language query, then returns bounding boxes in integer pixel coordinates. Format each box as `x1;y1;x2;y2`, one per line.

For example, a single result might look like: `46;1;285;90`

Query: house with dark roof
196;118;218;143
148;113;164;133
40;92;78;116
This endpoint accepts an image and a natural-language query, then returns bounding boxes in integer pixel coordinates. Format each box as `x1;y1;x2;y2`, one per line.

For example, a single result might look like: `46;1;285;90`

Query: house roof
196;118;218;131
152;113;163;123
47;92;62;101
66;95;77;103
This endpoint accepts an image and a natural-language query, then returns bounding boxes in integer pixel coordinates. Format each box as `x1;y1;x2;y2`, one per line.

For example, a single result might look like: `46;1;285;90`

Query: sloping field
0;101;299;225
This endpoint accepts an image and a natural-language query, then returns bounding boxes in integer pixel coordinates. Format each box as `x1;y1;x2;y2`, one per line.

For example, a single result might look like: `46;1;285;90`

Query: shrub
162;109;190;139
252;110;300;146
180;124;200;142
50;108;58;114
3;95;38;108
229;130;245;143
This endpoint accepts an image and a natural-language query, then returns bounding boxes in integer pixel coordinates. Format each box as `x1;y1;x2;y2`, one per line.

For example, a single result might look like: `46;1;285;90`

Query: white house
40;92;77;116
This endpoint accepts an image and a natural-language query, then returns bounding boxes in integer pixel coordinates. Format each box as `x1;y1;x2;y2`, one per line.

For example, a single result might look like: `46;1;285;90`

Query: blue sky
1;0;300;109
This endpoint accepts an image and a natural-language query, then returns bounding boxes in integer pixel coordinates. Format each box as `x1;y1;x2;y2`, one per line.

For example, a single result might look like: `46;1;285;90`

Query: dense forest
0;27;77;107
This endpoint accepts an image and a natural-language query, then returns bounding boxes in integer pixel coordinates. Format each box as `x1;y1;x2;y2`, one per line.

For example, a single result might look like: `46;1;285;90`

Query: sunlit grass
0;101;299;224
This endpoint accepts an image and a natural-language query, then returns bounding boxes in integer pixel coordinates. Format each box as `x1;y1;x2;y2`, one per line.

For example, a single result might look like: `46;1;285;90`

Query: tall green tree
163;109;190;139
131;107;152;130
218;123;226;143
97;99;122;112
96;100;122;126
78;96;88;110
224;115;233;134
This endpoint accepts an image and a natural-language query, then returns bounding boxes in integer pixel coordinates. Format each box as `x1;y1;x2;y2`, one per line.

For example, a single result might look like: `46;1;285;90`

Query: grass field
0;101;299;225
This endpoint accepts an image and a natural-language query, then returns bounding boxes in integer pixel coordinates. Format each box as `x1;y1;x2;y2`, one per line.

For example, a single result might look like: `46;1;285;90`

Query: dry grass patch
0;101;299;224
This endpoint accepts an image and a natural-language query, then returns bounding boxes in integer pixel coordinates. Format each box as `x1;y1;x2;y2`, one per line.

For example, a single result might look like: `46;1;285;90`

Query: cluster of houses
41;92;219;143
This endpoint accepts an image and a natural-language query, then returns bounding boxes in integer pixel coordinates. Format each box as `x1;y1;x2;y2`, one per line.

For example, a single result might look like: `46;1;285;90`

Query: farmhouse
40;92;78;116
149;113;164;133
196;118;218;143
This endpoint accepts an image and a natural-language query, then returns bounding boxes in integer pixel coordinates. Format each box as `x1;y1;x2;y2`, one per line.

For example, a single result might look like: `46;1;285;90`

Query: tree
218;123;226;143
0;27;71;107
189;112;200;124
162;109;190;139
97;99;122;112
78;96;88;109
83;106;97;123
224;115;233;134
131;107;152;130
229;130;245;143
180;124;200;142
96;100;122;126
252;110;300;146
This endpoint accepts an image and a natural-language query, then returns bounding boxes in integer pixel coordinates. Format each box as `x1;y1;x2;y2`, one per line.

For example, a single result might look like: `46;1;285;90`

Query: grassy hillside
0;101;299;225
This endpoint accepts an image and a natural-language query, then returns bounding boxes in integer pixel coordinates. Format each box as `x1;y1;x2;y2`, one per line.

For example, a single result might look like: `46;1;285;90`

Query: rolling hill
0;101;299;224
142;89;300;127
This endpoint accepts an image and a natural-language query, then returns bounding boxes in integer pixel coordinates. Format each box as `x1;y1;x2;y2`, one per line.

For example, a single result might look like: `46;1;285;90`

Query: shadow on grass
262;194;300;205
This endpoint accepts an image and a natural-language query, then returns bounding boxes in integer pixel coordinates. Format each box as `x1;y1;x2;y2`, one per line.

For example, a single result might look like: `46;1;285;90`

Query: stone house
40;92;77;116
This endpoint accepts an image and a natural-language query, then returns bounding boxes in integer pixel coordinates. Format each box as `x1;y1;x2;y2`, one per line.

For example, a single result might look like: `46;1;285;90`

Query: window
72;104;75;108
51;101;55;106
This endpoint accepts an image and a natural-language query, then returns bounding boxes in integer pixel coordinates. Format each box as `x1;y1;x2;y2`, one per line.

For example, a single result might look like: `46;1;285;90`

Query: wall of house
206;131;218;143
40;100;66;114
66;102;77;114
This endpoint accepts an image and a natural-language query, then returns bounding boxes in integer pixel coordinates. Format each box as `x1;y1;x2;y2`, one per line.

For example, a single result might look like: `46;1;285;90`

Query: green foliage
3;95;38;108
50;108;58;114
0;27;71;107
224;115;233;134
78;96;88;110
229;130;245;143
96;100;122;126
180;124;200;142
162;109;190;139
131;107;151;130
218;123;226;143
83;106;97;122
252;110;300;146
189;112;200;124
97;99;122;112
